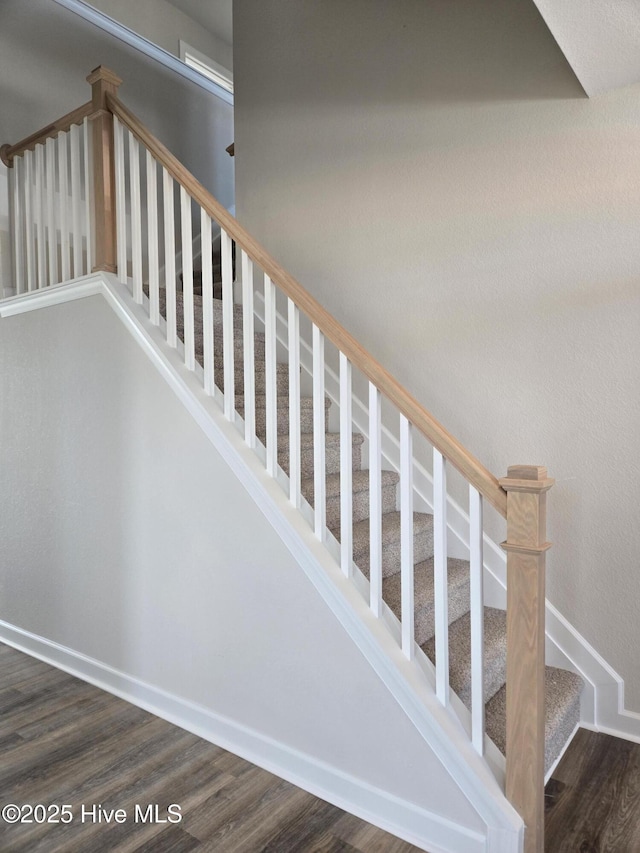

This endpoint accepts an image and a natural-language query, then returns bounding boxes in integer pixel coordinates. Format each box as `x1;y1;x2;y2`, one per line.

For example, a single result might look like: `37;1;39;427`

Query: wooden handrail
108;91;507;517
0;101;93;167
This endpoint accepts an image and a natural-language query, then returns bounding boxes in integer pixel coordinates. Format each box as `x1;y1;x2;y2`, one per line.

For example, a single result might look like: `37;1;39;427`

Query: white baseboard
0;618;485;853
544;600;640;741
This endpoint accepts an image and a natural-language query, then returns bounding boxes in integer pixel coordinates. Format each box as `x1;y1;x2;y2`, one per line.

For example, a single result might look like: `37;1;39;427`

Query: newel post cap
499;464;554;493
86;66;123;88
0;144;12;168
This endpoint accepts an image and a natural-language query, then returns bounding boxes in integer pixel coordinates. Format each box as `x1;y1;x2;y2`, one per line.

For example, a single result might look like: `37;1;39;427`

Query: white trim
0;619;489;853
544;602;640;742
180;41;233;98
0;274;103;316
50;0;234;105
0;274;523;851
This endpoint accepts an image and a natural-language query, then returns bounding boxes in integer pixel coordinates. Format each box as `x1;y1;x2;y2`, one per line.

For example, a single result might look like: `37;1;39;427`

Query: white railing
6;118;93;293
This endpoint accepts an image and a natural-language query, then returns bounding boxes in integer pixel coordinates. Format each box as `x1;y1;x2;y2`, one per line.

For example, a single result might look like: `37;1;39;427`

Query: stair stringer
0;272;524;853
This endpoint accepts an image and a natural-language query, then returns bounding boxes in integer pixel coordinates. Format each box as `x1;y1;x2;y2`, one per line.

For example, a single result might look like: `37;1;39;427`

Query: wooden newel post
499;465;554;853
87;66;122;273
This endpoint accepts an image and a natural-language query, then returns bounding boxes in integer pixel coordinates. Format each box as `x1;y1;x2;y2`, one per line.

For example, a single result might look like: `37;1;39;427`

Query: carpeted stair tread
421;607;507;708
208;360;290;396
485;666;584;774
345;511;434;579
383;556;470;647
278;432;364;478
302;469;399;528
235;394;329;434
302;469;399;501
235;394;329;412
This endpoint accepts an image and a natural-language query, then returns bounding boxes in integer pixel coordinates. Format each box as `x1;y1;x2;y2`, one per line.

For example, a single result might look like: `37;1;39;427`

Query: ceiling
164;0;232;46
532;0;640;96
160;0;640;98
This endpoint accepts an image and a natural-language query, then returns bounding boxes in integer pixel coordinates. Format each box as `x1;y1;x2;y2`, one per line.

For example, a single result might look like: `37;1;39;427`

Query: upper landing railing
1;67;551;853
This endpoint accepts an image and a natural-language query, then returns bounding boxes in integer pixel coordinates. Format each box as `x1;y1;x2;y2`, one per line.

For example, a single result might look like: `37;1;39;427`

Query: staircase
167;280;584;777
2;66;592;852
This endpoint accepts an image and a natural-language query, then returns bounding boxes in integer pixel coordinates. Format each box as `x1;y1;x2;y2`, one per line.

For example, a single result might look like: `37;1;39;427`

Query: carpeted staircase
158;277;583;777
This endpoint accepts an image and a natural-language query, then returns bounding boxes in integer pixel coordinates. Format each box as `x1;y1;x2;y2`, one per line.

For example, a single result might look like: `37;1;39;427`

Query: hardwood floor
0;643;423;852
5;641;639;852
545;727;640;851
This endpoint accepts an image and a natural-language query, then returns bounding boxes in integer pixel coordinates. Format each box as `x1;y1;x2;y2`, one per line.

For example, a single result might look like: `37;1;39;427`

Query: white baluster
162;168;177;348
113;117;127;284
242;251;256;446
23;150;35;292
264;274;278;477
45;137;57;286
369;383;382;616
201;209;214;395
469;486;485;754
57;132;70;282
313;325;326;539
69;124;82;279
180;187;194;370
288;298;301;507
400;415;414;659
10;156;25;293
129;131;143;303
83;117;92;273
35;144;46;288
339;353;353;577
146;152;159;322
221;229;235;420
433;448;449;705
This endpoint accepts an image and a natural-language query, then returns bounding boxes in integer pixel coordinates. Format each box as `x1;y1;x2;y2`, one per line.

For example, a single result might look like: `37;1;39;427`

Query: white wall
0;295;487;851
234;0;640;708
86;0;232;71
0;0;234;211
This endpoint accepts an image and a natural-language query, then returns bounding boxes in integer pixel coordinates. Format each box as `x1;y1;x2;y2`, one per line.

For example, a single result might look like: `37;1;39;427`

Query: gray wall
234;0;640;707
87;0;233;71
0;0;233;211
0;295;485;842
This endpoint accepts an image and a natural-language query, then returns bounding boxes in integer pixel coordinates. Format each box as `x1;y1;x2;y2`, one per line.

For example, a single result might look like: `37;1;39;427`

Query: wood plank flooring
0;643;424;852
5;641;639;852
545;727;640;851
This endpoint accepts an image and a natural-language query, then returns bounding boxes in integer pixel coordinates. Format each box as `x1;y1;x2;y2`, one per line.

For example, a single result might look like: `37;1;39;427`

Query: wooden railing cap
86;66;122;87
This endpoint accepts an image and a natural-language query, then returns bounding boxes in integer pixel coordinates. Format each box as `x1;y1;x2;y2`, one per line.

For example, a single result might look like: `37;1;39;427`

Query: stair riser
211;363;289;396
303;481;397;528
170;295;244;323
422;609;507;709
414;593;470;648
192;333;267;361
355;526;434;579
236;402;328;435
279;439;364;479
